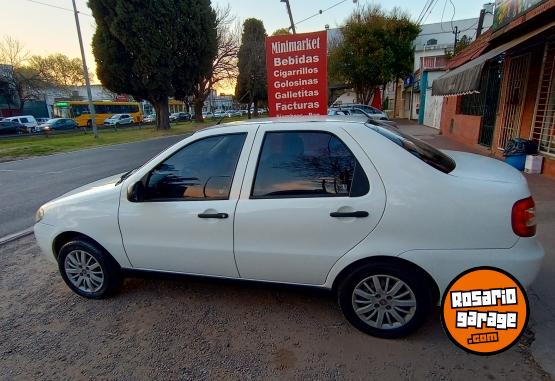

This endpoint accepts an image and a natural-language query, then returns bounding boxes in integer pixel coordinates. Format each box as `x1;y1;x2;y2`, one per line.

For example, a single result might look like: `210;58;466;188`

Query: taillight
512;197;536;237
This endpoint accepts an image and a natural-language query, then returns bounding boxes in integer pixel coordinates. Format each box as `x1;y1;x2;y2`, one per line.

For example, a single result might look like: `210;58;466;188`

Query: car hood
445;150;526;184
45;173;123;207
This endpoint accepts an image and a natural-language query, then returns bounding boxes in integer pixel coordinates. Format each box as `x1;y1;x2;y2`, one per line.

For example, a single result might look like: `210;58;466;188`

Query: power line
416;0;434;25
440;0;448;32
420;0;440;25
22;0;92;17
294;0;350;27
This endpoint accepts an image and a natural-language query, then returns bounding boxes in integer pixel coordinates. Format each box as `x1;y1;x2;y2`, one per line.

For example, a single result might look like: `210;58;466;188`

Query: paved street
0;135;186;238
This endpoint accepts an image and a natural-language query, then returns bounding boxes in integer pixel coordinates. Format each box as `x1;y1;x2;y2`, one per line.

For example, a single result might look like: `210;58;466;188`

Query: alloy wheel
352;274;417;329
64;250;104;293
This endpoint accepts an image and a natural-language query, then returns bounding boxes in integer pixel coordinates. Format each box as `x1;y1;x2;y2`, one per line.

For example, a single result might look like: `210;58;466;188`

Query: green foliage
446;35;473;59
28;54;89;87
89;0;217;129
235;18;267;117
272;28;291;36
328;5;420;104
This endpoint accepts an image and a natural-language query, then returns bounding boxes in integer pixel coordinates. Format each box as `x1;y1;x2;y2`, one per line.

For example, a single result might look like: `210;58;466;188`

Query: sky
1;0;492;91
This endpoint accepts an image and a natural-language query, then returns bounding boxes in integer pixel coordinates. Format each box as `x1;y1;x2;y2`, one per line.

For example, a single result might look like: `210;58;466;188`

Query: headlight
35;207;45;223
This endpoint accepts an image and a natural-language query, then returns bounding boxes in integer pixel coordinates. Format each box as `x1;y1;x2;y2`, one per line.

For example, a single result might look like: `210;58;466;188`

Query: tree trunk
393;77;399;118
153;97;170;130
194;98;204;122
253;101;259;117
247;94;253;119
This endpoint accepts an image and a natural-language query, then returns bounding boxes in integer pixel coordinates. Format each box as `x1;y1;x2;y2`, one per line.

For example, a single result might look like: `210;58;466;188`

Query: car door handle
198;212;229;219
330;211;369;218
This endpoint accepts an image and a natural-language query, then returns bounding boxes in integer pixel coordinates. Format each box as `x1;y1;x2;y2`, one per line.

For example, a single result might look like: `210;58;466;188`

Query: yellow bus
53;101;143;127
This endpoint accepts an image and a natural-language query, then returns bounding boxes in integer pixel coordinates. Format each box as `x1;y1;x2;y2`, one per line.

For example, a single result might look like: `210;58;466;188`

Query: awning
432;20;555;97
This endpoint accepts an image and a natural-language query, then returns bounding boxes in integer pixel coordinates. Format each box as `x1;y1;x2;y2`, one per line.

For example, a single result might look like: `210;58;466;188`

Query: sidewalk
400;121;555;377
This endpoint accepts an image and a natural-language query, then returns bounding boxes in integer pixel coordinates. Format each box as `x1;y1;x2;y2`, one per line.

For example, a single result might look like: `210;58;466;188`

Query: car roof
196;116;368;133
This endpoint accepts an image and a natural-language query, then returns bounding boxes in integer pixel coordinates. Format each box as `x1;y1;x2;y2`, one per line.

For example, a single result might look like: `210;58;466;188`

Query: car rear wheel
337;262;432;338
57;239;122;299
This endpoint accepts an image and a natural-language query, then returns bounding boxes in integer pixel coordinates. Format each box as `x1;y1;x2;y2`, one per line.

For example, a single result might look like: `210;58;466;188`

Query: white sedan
34;117;544;338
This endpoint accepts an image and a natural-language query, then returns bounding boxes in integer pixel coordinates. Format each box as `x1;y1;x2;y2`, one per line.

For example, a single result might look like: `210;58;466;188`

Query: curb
0;227;34;246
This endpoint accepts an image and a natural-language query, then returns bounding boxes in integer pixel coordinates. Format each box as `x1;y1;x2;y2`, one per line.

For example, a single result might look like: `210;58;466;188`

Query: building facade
385;4;494;128
433;0;555;178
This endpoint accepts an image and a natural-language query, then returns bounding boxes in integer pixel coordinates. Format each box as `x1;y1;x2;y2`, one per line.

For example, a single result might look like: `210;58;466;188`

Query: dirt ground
0;235;551;381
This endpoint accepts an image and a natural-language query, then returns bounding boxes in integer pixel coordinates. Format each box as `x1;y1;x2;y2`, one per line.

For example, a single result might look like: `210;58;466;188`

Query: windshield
368;124;456;174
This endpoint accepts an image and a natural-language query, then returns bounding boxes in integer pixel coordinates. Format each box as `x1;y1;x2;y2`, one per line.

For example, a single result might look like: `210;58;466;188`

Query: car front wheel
58;239;122;299
337;262;432;338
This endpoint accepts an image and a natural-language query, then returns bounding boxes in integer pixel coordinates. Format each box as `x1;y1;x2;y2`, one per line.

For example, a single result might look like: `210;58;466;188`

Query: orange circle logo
441;267;529;355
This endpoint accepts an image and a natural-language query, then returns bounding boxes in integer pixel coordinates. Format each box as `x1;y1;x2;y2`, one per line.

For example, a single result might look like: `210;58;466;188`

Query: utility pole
72;0;97;138
453;26;460;52
281;0;296;34
476;8;486;38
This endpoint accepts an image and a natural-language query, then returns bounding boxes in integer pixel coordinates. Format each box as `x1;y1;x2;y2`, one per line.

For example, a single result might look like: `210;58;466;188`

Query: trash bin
503;139;538;171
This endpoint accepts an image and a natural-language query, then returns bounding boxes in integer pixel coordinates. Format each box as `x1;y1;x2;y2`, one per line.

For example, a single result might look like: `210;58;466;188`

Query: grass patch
0;116;257;161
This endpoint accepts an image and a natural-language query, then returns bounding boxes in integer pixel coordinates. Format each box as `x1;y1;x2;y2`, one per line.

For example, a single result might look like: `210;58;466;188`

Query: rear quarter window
369;125;456;174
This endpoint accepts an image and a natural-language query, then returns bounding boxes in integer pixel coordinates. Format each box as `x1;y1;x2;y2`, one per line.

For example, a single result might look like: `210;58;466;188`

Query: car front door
118;129;253;276
234;124;386;285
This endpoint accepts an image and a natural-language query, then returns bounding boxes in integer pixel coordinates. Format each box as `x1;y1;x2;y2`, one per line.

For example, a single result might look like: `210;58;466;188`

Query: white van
5;115;39;132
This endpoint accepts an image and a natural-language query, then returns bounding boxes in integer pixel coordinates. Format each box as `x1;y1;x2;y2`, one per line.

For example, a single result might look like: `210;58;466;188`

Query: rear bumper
399;238;544;301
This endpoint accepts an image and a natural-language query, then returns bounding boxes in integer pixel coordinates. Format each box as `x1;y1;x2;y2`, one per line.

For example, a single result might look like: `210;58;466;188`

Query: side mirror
127;181;145;202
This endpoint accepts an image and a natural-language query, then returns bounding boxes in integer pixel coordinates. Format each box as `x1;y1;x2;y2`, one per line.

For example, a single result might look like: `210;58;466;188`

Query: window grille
497;53;531;150
531;42;555;156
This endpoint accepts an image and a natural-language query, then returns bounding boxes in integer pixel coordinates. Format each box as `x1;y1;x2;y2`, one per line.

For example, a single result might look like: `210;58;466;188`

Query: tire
337;261;432;338
57;239;123;299
87;120;92;128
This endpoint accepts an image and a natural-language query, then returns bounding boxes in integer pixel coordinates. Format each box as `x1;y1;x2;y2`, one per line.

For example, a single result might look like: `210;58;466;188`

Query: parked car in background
0;120;28;135
335;104;390;121
143;114;156;123
104;114;134;127
34;117;543;339
170;112;191;122
37;118;79;132
202;112;214;119
3;115;39;133
328;108;398;128
225;110;242;117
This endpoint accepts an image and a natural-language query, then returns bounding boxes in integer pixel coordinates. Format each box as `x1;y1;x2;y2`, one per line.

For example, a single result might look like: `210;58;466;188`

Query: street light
71;0;97;138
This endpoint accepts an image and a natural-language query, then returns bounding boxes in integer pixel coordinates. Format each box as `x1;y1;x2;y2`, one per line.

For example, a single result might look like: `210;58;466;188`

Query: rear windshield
368;125;456;174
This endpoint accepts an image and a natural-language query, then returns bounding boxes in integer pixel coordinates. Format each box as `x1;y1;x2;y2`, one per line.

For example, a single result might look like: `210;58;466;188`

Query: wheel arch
52;231;121;270
331;255;440;305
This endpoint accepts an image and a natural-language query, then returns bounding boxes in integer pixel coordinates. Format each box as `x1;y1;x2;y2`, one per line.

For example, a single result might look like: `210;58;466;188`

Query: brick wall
439;96;482;146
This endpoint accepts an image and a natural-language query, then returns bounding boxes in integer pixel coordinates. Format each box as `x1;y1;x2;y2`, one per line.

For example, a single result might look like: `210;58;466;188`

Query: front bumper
34;222;58;264
399;237;544;300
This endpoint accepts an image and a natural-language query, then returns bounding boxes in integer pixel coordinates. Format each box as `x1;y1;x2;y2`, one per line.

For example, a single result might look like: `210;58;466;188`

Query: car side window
145;133;247;201
251;131;369;199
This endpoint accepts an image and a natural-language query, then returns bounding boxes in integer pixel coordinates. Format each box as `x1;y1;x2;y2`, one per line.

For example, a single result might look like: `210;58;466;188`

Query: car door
118;128;254;276
234;123;386;285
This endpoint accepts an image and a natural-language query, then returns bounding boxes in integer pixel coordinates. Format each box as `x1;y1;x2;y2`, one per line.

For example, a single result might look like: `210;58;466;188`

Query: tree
89;0;217;130
0;36;47;112
446;35;473;59
272;28;291;36
328;5;420;104
192;4;240;122
28;54;91;87
235;18;267;118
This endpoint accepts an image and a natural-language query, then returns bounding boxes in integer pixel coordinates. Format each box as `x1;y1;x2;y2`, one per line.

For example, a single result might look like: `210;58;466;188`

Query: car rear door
234;123;386;285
